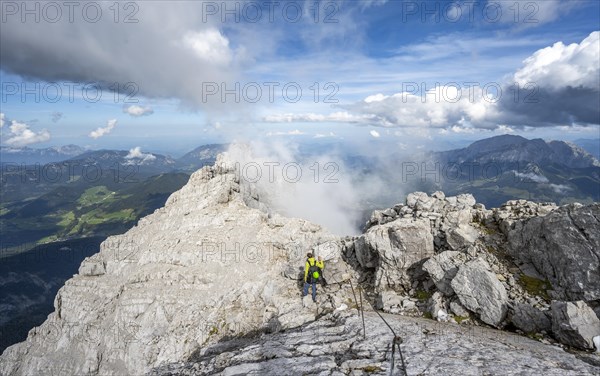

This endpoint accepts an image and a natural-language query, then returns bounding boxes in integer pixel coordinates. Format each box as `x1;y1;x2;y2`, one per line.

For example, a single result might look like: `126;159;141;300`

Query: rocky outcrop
0;149;342;376
552;301;600;350
504;203;600;301
493;199;558;234
450;259;509;327
352;192;482;297
422;251;466;296
350;192;600;350
510;303;552;334
354;217;434;292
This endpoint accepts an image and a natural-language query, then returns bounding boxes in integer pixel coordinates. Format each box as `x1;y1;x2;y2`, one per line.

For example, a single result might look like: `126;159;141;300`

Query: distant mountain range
4;137;597;170
430;135;600;207
1;144;227;173
437;135;599;168
65;149;178;178
0;145;86;164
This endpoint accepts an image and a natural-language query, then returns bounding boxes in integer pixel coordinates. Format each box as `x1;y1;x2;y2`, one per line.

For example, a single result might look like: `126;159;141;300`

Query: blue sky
0;0;599;154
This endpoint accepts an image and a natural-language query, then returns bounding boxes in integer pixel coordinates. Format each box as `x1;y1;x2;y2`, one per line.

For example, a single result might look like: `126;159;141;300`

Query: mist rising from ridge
222;139;426;236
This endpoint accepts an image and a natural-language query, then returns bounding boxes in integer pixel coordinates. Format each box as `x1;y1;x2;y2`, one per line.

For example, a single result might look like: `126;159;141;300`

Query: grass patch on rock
519;275;551;301
414;290;432;302
472;218;497;235
359;365;384;373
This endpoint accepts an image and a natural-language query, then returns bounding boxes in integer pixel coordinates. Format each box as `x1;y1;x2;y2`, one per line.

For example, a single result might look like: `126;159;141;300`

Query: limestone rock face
505;204;600;300
446;223;480;251
355;218;434;292
0;149;341;376
353;191;485;297
451;259;509;327
356;191;600;349
422;251;466;296
551;301;600;350
510;303;552;334
78;260;106;276
150;311;600;376
376;290;403;313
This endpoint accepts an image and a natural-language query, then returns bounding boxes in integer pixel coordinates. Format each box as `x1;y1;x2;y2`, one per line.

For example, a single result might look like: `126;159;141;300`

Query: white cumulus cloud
370;130;381;138
263;111;376;123
513;171;549;183
0;113;5;128
125;146;156;162
548;183;572;194
123;105;154;117
314;132;336;138
89;119;117;139
182;28;232;64
266;129;305;136
360;0;388;9
4;120;50;147
513;31;600;91
341;86;500;129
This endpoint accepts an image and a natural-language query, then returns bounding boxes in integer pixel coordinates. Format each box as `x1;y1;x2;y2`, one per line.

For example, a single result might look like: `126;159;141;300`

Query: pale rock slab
451;258;509;327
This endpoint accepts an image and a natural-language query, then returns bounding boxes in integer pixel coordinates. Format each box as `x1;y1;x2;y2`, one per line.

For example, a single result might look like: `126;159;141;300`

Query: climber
302;252;324;302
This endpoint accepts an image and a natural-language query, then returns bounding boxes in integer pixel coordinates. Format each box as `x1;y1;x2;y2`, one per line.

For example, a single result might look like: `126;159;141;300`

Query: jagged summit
438;134;600;168
1;150;598;375
0;148;344;375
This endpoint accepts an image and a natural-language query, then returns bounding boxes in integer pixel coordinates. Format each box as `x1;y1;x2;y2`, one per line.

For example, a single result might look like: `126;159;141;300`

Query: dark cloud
0;1;237;111
498;86;600;127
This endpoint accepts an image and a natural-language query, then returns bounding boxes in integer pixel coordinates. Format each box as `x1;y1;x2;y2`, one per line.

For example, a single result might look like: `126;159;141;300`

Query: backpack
307;259;321;282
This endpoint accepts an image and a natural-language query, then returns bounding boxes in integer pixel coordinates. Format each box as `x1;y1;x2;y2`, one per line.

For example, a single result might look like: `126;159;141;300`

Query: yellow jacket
304;257;324;282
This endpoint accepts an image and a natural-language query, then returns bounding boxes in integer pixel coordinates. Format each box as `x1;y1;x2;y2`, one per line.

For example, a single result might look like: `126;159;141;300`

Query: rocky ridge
346;191;600;351
0;148;599;375
0;150;345;375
